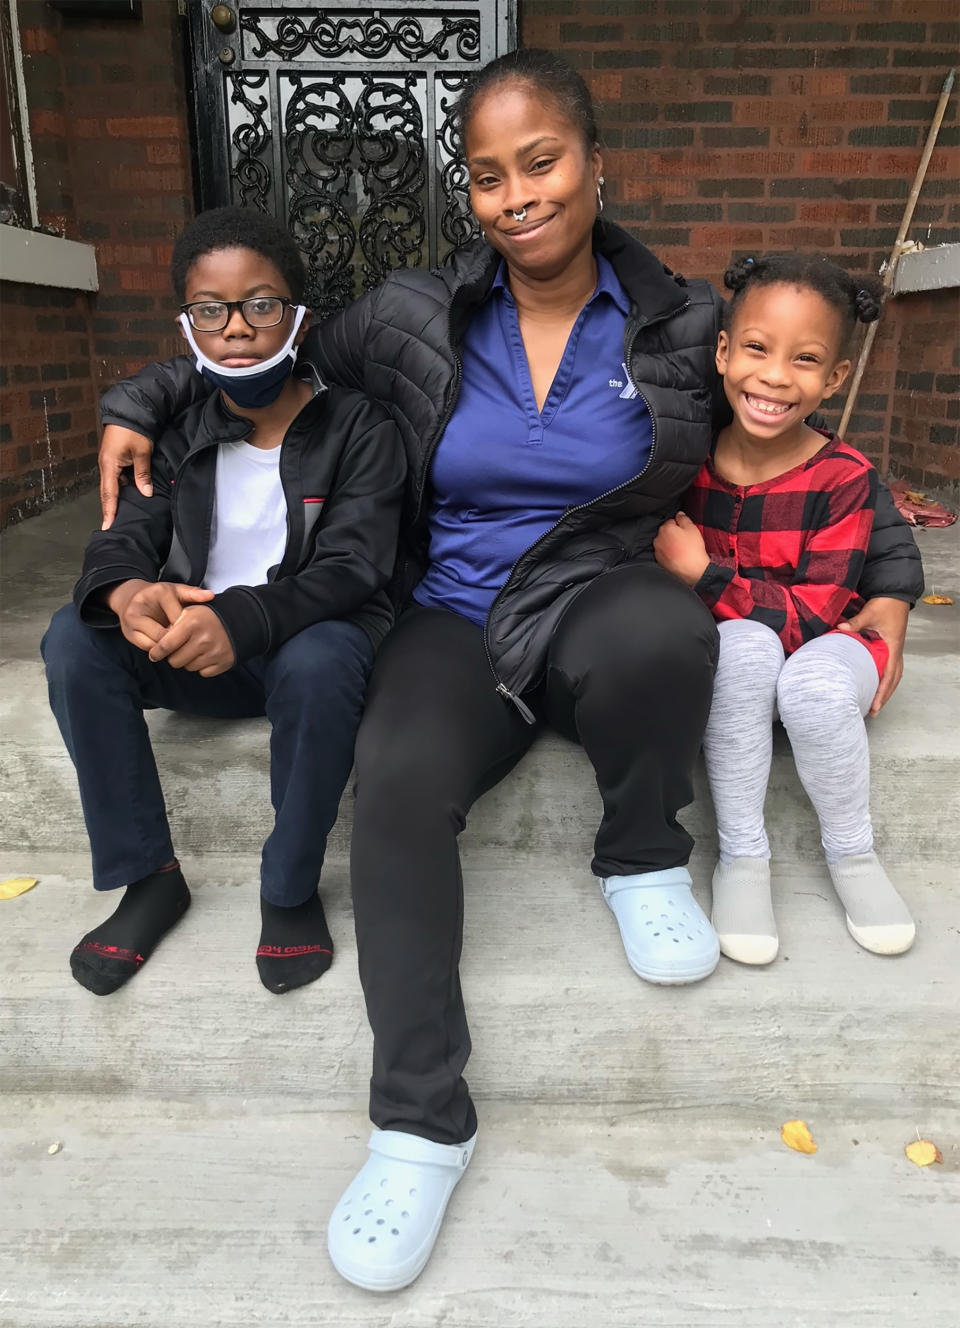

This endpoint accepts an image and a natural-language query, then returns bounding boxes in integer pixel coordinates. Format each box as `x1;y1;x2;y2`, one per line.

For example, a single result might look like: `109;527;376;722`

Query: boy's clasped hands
105;579;236;676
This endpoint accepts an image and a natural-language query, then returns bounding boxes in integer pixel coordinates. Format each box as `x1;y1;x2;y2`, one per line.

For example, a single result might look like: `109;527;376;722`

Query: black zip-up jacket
100;222;923;708
84;366;406;661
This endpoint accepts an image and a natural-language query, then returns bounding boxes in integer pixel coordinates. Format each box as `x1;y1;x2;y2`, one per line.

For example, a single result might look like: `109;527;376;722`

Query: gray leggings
703;618;879;863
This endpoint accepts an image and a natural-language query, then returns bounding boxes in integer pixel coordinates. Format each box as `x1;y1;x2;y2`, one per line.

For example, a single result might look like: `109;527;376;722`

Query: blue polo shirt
414;254;653;626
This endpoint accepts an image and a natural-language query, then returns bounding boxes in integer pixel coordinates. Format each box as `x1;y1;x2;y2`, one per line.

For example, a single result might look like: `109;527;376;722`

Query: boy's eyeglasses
180;296;295;332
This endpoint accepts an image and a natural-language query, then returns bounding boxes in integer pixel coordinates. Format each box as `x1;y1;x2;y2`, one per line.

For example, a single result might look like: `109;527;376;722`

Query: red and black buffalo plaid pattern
685;432;886;672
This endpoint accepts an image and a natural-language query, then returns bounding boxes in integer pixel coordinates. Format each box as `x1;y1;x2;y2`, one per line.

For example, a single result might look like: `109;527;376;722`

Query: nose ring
512;207;527;223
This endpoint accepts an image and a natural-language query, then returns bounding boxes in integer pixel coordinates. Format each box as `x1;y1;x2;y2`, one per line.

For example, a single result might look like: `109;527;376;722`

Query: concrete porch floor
1;490;958;1328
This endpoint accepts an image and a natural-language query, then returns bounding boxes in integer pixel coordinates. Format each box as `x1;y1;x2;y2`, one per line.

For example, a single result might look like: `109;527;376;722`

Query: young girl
654;252;918;965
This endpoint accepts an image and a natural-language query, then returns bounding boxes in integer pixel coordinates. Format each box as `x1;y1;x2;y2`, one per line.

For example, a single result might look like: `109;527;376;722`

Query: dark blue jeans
41;604;374;903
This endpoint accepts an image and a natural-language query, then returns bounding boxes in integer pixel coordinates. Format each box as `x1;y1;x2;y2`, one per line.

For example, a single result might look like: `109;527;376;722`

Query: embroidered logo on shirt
618;363;639;400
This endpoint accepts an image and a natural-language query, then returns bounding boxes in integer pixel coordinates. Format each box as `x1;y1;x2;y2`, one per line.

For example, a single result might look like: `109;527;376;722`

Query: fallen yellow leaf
904;489;927;504
905;1139;942;1167
781;1119;818;1154
0;877;39;900
922;593;954;605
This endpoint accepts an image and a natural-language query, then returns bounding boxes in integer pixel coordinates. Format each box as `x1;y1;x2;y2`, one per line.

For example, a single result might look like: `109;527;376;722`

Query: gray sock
711;858;778;965
827;853;915;955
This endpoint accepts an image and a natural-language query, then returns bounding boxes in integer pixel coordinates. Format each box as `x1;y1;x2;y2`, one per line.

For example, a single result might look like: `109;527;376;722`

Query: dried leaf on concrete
921;593;954;605
889;481;957;528
0;877;39;900
781;1120;818;1154
905;1139;942;1167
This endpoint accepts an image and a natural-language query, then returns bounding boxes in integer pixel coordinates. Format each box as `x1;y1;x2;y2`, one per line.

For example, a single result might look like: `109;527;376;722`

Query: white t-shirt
203;441;288;593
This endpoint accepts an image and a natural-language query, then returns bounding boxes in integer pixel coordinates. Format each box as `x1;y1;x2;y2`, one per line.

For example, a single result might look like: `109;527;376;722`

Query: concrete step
3;497;958;865
2;1097;958;1328
2;854;956;1113
3;690;958;862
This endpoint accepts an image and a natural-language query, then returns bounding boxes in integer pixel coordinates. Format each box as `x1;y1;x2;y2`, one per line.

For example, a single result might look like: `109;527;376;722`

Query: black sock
256;892;333;994
71;863;190;996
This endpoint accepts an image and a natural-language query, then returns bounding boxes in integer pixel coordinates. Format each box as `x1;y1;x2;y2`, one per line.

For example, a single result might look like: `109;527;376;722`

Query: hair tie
745;256;755;266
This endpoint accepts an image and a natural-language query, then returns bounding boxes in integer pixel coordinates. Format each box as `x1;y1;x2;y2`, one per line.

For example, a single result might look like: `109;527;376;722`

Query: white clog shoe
328;1128;476;1292
600;867;720;984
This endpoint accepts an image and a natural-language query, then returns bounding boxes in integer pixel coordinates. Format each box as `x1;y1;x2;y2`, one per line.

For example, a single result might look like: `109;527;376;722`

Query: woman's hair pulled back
723;252;884;349
455;48;598;153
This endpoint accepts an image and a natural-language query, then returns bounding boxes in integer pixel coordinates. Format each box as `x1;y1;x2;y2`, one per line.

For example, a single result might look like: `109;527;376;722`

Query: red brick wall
521;0;960;492
0;0;192;527
887;290;960;490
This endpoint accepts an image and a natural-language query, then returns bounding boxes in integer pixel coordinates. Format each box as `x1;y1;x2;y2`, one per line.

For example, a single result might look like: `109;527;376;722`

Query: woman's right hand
99;424;155;529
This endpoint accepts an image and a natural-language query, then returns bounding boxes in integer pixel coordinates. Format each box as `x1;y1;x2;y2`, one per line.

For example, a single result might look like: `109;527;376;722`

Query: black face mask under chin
199;356;295;409
178;305;308;409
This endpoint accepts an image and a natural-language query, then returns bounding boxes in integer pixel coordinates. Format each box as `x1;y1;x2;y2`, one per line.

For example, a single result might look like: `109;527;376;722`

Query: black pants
42;604;374;904
351;564;719;1143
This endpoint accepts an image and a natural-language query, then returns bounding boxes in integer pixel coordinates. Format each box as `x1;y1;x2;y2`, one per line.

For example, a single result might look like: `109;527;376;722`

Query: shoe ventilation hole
343;1214;351;1222
667;898;674;905
377;1219;385;1226
653;931;661;937
368;1237;376;1244
667;926;674;932
353;1227;361;1235
380;1178;388;1188
646;920;653;927
401;1210;410;1219
385;1199;394;1208
641;904;649;911
409;1188;417;1197
673;938;680;944
391;1228;400;1236
363;1192;371;1201
364;1209;373;1216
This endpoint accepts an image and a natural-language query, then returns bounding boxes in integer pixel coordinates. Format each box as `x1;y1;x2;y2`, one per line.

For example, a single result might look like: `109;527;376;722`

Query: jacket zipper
483;297;691;722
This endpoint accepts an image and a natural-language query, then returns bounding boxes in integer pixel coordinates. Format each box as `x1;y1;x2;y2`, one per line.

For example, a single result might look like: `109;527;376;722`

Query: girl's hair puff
723;253;884;351
454;48;598;155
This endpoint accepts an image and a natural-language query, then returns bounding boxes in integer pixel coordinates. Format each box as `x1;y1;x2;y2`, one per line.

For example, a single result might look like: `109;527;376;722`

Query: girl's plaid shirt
685;432;887;672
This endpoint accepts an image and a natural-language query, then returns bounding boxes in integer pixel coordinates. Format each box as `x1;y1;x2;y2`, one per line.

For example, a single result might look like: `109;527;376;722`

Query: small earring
481;228;486;240
597;175;605;214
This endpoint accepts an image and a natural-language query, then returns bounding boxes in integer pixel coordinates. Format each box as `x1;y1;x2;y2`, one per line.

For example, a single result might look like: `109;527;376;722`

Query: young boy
41;206;405;997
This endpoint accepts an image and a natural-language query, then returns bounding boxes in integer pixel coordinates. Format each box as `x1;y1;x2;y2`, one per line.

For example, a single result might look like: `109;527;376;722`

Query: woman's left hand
654;512;710;587
836;596;909;716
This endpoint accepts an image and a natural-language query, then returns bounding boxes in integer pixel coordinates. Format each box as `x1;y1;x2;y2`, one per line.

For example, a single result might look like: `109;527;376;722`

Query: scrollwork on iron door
436;72;477;255
241;9;481;63
356;76;427;289
284;74;357;319
227;72;272;211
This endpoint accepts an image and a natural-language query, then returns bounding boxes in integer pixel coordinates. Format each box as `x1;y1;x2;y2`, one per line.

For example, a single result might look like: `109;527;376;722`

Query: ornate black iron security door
187;1;515;317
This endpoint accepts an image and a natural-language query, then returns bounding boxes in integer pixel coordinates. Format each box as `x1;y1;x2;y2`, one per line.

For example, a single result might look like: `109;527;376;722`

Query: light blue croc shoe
600;868;720;984
328;1129;476;1292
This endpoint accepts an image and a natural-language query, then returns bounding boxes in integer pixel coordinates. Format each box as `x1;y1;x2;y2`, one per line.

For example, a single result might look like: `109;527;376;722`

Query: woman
95;51;922;1291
